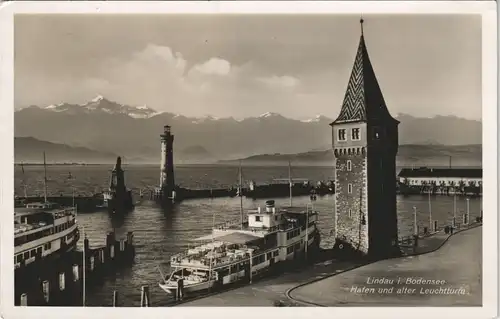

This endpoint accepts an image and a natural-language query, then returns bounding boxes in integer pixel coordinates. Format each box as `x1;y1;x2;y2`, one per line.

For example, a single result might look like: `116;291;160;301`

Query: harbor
13;167;483;306
10;14;487;310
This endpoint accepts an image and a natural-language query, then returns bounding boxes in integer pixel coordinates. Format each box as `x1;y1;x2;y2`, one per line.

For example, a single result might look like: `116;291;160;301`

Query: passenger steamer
14;152;80;270
159;199;320;295
15;202;79;269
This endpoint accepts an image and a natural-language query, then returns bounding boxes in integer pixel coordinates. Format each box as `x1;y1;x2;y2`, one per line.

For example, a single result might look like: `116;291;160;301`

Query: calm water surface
14;164;482;306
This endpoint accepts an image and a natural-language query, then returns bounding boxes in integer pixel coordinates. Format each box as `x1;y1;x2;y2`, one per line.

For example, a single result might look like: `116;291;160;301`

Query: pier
15;231;135;306
15;195;105;212
173;221;482;307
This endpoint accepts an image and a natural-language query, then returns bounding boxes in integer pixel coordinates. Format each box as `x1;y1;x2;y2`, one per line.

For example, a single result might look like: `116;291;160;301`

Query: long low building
398;167;482;186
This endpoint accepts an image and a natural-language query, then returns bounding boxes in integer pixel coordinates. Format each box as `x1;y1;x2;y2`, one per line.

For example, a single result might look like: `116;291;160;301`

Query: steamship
14;152;80;270
244;162;334;199
158;200;320;295
15;202;79;269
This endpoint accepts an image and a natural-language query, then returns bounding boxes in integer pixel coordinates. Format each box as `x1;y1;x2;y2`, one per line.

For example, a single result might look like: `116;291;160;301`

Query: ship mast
20;161;27;198
43;152;48;203
288;160;292;207
82;218;86;307
239;160;243;230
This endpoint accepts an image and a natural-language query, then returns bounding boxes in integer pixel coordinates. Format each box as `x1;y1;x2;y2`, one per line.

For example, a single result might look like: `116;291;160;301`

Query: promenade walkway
177;224;481;307
289;226;482;307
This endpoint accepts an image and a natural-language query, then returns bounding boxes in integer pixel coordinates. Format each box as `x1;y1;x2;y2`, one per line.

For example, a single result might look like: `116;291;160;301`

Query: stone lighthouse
160;125;176;199
330;19;400;259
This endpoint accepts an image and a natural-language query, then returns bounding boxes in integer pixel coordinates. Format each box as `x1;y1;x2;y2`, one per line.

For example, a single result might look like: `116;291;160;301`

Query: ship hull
159;279;217;295
160;227;321;298
15;228;80;272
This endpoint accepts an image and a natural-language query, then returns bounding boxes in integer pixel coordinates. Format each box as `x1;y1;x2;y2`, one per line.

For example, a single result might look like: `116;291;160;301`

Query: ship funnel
265;200;275;213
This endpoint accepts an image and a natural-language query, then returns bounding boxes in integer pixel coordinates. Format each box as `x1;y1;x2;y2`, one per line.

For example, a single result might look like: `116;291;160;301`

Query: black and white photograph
0;1;497;318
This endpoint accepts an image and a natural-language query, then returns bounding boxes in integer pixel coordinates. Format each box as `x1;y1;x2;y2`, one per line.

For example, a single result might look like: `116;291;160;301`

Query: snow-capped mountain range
15;95;482;162
26;95;328;123
42;95;160;119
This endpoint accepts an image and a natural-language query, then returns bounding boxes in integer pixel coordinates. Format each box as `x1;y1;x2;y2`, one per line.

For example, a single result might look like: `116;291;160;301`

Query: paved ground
290;226;482;307
176;259;365;307
177;225;481;307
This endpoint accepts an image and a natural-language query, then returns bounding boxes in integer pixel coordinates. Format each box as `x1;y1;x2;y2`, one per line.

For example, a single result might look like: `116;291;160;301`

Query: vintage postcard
0;1;497;319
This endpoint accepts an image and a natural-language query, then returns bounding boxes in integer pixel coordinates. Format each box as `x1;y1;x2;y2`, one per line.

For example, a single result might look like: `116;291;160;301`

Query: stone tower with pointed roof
330;19;400;258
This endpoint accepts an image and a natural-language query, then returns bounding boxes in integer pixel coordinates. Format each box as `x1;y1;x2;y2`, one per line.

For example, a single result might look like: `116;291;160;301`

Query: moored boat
158;199;320;296
15;201;80;269
14;151;80;270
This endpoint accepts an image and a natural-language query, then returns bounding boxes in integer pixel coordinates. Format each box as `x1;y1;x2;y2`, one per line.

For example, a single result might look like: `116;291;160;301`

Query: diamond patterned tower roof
331;19;399;125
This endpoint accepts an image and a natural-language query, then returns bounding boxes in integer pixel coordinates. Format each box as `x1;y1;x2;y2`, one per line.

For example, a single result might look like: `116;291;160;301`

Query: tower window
351;128;360;140
348;209;352;218
337;129;346;141
347;183;353;194
373;127;381;140
347;160;352;171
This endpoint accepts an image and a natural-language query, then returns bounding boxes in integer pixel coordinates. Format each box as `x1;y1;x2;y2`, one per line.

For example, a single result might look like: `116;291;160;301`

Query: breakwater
16;195;105;212
15;231;135;306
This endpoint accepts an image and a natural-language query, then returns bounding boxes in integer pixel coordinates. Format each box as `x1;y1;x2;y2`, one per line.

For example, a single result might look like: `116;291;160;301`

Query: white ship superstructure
159;200;320;295
14;202;80;269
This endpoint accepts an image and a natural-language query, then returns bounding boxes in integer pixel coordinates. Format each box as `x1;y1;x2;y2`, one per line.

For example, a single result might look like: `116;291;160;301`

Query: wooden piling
99;248;105;264
433;220;438;232
20;293;28;306
110;245;115;259
59;272;66;291
72;264;79;282
90;256;95;272
112;290;118;307
140;285;150;307
42;280;50;303
119;239;125;252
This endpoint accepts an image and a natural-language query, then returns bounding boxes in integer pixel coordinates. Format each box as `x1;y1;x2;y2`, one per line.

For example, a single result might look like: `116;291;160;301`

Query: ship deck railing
172;247;269;270
14;222;51;236
171;243;266;268
216;221;296;234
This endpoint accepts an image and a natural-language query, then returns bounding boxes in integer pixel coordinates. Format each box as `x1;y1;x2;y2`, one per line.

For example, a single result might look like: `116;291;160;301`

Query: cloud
258;75;300;89
15;43;329;119
190;58;231;76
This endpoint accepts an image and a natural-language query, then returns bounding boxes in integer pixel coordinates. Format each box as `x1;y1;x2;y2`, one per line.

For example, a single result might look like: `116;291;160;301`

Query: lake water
14;164;482;306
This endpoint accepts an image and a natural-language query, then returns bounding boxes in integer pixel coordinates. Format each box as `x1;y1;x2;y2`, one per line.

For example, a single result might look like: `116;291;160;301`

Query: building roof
398;168;482;179
331;19;398;125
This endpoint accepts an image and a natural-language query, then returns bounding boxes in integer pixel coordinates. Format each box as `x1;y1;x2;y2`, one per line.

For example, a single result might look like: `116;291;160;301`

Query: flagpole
43;152;48;203
21;162;27;198
77;203;86;307
239;160;243;230
82;220;86;307
288;160;292;207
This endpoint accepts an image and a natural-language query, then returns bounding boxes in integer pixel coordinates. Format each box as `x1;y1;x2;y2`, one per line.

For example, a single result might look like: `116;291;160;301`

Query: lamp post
466;198;470;225
413;206;418;236
428;191;432;232
453;193;457;227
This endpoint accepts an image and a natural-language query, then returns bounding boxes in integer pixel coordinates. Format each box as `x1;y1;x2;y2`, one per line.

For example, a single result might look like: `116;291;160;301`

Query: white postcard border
0;2;497;319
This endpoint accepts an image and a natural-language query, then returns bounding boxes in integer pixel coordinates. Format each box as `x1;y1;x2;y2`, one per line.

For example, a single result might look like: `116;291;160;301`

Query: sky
14;14;482;120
